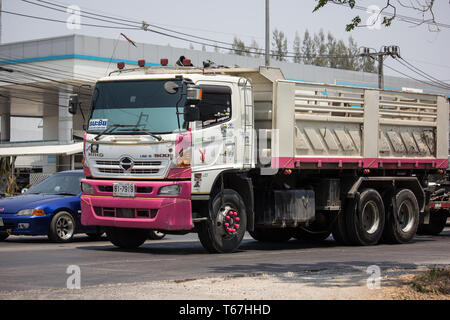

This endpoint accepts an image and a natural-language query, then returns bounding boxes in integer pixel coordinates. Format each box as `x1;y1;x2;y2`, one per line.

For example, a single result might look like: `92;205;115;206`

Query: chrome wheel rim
361;201;380;234
56;215;74;240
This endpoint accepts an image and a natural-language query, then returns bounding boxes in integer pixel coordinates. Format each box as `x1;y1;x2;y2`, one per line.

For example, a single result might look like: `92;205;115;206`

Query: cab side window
197;85;232;128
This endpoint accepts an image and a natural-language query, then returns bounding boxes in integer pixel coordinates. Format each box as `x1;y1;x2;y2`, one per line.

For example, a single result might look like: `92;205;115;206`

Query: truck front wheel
106;227;149;249
197;189;247;253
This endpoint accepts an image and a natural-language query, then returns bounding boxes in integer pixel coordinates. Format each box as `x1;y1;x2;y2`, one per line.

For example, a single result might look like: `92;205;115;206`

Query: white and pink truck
71;64;449;253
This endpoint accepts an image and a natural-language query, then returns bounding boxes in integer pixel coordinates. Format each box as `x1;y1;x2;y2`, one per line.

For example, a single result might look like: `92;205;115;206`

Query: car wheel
148;230;166;240
48;211;76;243
0;232;9;241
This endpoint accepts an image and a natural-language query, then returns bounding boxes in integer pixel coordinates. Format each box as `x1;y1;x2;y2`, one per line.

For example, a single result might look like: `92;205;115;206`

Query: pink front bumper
81;179;193;231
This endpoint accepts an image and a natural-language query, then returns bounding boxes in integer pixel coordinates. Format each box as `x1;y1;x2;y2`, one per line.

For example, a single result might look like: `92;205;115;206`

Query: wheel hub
216;206;240;237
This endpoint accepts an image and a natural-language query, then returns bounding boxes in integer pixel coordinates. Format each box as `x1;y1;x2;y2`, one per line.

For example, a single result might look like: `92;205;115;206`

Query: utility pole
265;0;270;66
360;46;400;89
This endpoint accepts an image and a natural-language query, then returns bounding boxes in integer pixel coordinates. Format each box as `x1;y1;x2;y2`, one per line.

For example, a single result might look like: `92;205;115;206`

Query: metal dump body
268;79;449;170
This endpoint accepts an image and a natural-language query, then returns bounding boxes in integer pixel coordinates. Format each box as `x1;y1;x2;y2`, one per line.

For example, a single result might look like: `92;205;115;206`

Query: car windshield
87;79;187;134
27;173;83;196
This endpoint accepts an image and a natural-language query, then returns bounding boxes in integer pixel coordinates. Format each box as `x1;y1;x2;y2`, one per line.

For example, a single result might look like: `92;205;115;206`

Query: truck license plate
113;183;135;198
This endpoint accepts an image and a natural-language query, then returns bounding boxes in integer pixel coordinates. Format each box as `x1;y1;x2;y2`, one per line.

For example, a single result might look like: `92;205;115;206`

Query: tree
232;37;247;56
313;0;442;32
301;29;316;65
293;31;302;63
249;39;262;58
271;29;288;61
312;29;327;67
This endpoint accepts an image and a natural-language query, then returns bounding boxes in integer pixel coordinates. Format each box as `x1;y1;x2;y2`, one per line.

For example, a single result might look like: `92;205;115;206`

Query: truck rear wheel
106;227;149;249
249;228;293;242
331;201;353;245
382;189;419;244
417;210;448;235
197;189;247;253
346;189;385;246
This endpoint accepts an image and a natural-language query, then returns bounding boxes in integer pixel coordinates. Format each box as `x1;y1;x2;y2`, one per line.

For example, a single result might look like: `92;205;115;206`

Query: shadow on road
75;234;440;256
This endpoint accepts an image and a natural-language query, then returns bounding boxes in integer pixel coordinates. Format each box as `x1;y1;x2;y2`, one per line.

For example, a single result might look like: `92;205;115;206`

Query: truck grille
97;168;160;174
94;159;166;176
93;207;158;219
96;160;162;166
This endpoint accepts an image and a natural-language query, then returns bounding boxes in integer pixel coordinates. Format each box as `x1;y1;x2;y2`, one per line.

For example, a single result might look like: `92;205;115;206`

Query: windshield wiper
118;127;162;141
93;123;123;141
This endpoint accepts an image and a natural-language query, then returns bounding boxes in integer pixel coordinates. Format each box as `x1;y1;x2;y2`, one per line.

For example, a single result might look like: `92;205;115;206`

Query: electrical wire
396;57;450;89
384;64;450;91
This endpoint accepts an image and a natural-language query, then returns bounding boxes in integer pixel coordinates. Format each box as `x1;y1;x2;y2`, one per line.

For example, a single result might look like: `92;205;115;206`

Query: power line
384;64;450;91
396;57;450;89
16;2;359;59
0;10;141;30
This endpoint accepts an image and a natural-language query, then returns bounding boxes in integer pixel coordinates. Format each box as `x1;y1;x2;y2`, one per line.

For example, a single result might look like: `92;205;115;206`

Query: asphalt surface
0;227;449;292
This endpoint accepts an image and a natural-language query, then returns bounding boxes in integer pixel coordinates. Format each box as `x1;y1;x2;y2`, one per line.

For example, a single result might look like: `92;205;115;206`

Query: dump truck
72;63;449;253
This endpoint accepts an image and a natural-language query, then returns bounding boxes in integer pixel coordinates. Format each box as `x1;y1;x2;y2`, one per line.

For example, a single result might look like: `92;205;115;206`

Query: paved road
0;228;449;292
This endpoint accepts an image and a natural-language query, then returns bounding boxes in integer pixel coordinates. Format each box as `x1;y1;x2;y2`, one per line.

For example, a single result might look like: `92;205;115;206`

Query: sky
1;0;449;81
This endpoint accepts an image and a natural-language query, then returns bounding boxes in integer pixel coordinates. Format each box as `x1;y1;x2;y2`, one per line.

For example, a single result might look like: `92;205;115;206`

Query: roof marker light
160;58;168;66
117;62;125;69
138;59;146;67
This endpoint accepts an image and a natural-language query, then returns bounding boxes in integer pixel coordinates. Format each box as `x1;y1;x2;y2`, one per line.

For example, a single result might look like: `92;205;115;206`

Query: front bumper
0;214;50;235
80;179;193;231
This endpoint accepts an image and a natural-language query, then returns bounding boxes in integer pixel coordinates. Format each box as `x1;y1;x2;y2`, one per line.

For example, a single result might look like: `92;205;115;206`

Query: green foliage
271;29;288;61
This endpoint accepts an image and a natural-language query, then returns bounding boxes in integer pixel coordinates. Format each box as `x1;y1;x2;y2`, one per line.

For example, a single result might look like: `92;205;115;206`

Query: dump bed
267;80;449;170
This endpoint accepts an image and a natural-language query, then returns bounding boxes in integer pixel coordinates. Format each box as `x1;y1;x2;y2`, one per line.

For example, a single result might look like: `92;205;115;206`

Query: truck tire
418;209;447;236
331;201;353;245
382;189;419;244
346;189;385;246
0;232;9;241
48;211;76;243
197;189;247;253
106;227;149;249
293;227;330;242
249;228;293;242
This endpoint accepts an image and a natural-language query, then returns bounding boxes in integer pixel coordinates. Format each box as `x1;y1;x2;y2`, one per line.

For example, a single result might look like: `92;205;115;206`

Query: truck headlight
81;182;95;194
158;184;181;195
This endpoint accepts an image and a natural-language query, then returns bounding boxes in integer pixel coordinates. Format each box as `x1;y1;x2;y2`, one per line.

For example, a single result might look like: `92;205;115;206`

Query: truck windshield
87;79;186;134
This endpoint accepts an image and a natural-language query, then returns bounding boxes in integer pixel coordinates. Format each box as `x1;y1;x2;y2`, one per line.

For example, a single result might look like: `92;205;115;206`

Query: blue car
0;170;103;242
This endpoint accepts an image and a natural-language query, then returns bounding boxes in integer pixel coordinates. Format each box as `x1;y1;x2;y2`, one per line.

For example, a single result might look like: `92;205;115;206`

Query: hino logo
119;157;134;172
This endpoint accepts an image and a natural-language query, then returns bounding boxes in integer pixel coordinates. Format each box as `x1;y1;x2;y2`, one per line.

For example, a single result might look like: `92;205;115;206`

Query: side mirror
68;94;79;115
21;188;28;194
183;106;200;122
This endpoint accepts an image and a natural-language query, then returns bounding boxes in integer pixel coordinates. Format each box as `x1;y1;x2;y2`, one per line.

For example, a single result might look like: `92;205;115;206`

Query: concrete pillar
58;85;73;144
0;114;10;142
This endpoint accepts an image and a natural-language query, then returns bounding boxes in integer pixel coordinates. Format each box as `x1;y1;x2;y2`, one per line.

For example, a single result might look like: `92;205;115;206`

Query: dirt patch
384;267;450;300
